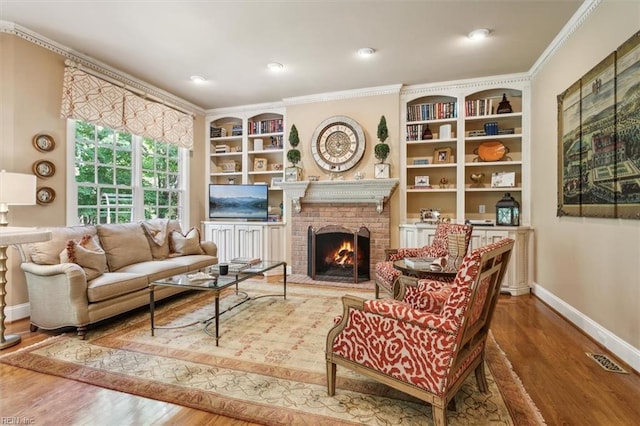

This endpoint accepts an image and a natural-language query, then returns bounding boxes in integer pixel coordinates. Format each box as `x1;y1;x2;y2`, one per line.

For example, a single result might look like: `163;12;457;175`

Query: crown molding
0;20;205;115
400;73;531;99
204;101;286;117
283;84;403;106
528;0;602;77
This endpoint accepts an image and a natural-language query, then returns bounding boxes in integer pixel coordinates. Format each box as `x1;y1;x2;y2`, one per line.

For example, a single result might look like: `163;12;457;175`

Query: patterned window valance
60;67;193;149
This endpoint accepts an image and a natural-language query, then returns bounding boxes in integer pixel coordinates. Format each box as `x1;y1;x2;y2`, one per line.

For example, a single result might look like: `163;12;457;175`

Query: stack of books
231;124;243;136
231;257;261;266
404;257;436;269
210;126;227;138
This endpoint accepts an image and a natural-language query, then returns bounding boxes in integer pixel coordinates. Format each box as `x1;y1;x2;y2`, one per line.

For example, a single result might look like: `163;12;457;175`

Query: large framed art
557;30;640;220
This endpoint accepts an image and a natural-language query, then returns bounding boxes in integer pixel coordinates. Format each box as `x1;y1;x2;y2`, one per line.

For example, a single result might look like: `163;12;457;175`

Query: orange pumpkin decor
476;141;509;162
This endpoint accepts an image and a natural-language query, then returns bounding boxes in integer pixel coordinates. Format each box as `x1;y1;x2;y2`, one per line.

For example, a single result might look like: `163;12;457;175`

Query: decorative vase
422;125;433;140
496;94;513;114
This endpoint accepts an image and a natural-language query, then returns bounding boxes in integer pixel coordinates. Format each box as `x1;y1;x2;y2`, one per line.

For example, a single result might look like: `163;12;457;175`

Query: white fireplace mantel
280;178;399;214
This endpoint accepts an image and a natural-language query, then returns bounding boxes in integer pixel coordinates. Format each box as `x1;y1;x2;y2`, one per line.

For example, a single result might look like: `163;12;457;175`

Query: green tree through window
72;121;185;225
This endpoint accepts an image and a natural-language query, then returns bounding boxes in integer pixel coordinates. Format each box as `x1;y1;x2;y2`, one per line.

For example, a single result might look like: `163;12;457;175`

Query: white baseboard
533;282;640;374
5;302;30;323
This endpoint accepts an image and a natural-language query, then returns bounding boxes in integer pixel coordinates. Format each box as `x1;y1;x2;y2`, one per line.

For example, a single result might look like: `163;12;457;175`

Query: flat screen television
208;184;269;221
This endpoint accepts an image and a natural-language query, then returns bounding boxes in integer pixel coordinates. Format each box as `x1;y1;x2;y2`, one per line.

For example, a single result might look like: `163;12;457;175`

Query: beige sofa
19;220;217;337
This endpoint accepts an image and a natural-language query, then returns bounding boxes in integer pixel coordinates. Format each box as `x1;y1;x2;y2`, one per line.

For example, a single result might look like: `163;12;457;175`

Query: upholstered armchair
374;223;473;298
326;238;514;426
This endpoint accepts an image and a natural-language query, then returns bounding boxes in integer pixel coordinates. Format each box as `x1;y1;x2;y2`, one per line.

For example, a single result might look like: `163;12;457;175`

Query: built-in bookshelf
399;78;529;226
206;107;286;222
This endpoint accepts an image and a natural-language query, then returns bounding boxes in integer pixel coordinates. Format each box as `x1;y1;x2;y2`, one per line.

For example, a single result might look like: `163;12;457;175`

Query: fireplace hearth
308;225;370;283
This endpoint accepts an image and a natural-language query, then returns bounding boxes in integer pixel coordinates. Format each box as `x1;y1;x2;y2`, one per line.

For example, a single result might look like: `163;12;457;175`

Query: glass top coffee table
149;260;286;346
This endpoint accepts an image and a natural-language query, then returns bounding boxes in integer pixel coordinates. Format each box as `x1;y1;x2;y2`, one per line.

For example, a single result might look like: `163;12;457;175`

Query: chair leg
432;405;448;426
474;357;489;393
326;361;337;396
374;282;380;299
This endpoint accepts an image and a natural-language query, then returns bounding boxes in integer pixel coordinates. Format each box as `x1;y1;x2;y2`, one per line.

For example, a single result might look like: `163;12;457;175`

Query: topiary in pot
287;124;301;166
285;124;302;181
374;115;390;163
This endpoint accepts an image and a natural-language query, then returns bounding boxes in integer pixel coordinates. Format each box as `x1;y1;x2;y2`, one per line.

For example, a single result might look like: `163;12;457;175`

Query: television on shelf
208;184;269;221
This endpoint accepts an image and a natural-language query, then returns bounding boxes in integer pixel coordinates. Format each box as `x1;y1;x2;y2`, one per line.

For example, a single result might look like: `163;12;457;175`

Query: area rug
1;281;544;425
285;273;374;290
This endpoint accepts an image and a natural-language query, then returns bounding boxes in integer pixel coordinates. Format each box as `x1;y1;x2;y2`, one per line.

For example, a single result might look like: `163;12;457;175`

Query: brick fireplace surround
280;179;398;278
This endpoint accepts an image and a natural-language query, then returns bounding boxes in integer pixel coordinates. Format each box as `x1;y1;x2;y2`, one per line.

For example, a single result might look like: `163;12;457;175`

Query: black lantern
495;193;520;226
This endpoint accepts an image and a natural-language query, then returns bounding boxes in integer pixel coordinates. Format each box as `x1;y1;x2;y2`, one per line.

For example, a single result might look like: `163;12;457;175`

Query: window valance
60;67;193;149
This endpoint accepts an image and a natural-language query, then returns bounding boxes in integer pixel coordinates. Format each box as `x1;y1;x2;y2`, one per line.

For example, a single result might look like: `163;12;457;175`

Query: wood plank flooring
1;283;639;425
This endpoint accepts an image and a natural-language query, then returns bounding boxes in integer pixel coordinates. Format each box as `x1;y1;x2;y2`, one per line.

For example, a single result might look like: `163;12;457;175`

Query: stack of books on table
230;257;261;266
404;257;436;269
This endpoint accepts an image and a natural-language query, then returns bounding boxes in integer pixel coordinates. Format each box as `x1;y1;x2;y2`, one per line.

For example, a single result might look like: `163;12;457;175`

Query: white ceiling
1;0;584;111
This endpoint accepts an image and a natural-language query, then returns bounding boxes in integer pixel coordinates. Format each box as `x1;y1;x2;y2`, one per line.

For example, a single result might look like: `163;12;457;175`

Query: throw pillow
412;287;452;313
170;227;205;256
59;235;107;281
97;223;153;271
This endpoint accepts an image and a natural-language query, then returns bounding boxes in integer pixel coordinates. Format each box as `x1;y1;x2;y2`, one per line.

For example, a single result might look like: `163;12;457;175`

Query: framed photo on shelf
434;147;451;164
254;157;268;171
270;177;283;189
491;171;516;188
415;176;430;187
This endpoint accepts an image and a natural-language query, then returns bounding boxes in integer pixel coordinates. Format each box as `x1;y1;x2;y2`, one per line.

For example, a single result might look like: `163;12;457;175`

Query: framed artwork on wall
557;30;640;220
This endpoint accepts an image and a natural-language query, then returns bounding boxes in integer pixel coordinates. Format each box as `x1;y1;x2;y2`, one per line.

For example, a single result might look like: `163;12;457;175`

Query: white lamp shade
0;170;37;205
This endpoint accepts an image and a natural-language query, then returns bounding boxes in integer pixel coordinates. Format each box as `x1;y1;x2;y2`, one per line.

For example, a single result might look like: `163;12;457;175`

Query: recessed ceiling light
267;62;284;72
357;47;376;57
468;29;490;40
190;75;207;84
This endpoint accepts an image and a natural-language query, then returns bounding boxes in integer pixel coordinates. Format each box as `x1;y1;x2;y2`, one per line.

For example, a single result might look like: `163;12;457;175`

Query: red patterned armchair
374;223;473;298
326;238;514;426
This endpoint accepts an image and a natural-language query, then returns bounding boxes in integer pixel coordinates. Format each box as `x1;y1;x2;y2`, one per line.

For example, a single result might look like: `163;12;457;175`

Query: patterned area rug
1;281;544;425
285;273;374;290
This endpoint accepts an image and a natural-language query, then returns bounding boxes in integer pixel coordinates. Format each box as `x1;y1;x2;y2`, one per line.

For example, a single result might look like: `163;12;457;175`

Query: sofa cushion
97;223;152;271
86;272;149;303
59;235;107;281
28;225;98;265
170;227;205;256
116;259;188;283
165;254;218;272
141;219;183;259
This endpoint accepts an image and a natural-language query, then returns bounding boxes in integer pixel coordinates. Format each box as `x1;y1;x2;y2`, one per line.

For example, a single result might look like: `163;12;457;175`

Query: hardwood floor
1;282;639;425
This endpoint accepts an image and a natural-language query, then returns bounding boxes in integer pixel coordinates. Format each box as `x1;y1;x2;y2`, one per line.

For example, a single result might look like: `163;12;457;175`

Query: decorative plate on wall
32;134;56;152
32;160;56;178
36;187;56;205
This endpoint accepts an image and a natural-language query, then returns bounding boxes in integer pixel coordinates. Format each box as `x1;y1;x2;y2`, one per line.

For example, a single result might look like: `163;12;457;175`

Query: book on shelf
404;257;436;269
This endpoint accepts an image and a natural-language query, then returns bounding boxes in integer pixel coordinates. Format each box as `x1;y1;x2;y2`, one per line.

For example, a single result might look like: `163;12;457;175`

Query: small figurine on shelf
496;93;513;114
439;177;448;188
422;124;433;140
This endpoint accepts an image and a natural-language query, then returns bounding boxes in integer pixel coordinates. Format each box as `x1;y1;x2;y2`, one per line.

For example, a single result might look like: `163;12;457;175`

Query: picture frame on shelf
415;176;430;187
434;147;451;164
270;177;283;189
254;157;268;171
491;171;516;188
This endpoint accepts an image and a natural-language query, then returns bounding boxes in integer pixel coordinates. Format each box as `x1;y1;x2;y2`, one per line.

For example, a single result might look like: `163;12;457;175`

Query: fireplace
308;225;370;283
280;179;399;282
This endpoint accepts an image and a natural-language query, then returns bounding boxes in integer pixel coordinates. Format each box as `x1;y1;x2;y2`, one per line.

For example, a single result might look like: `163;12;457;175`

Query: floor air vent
585;353;629;374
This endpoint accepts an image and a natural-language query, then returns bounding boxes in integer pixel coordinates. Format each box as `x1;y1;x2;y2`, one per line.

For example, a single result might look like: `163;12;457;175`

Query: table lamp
0;170;37;349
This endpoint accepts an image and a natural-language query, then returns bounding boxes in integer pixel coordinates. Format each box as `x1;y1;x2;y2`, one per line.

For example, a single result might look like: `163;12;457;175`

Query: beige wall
531;0;640;350
0;35;207;307
284;92;402;248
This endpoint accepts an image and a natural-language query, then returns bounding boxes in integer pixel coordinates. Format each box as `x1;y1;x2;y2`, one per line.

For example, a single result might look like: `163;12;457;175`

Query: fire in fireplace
308;225;370;283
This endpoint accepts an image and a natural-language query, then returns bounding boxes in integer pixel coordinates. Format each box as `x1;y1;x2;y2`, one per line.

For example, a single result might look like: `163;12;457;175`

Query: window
68;120;188;225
